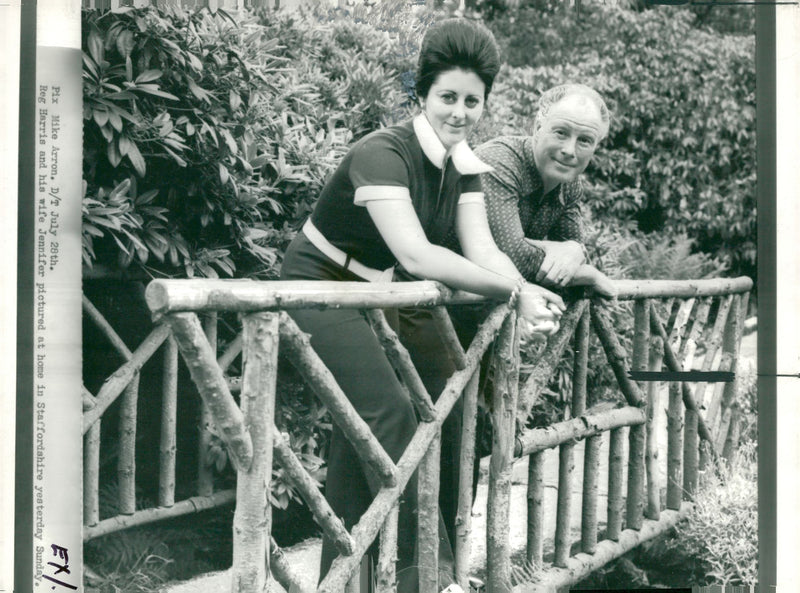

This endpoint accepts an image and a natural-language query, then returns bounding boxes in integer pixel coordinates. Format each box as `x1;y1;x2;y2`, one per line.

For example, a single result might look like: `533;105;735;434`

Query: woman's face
532;94;603;191
421;68;485;150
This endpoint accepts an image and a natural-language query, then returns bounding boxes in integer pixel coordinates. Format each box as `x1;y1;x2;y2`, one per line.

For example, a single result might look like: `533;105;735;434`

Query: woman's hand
516;283;564;336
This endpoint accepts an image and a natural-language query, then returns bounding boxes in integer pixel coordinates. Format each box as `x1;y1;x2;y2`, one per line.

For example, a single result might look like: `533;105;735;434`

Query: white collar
413;114;493;175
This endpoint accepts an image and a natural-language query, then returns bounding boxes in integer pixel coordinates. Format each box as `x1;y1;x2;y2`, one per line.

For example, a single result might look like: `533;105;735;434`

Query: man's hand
589;269;617;299
527;239;585;287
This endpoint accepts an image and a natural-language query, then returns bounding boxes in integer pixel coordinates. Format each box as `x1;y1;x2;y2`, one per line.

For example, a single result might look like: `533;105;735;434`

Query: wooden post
486;313;519;593
319;306;508;593
455;371;480;589
376;504;399;593
118;373;140;515
431;305;468;370
722;406;742;462
606;428;626;541
365;309;437;422
714;293;747;449
666;381;684;511
683;409;699;499
555;307;590;566
159;335;178;508
198;313;218;497
279;313;398;487
645;334;663;520
419;433;442;593
649;303;722;453
166;313;253;470
83;389;100;527
591;305;645;407
626;301;649;531
573;310;598;553
553;439;576;567
526;452;545;566
231;313;279;593
272;430;355;555
83;324;171;434
517;300;589;422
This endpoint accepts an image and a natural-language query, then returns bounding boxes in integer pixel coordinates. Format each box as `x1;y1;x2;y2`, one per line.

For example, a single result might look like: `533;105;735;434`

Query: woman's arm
364;198;565;311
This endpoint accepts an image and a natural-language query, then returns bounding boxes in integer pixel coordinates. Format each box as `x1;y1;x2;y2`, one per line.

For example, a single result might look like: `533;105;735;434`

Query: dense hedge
81;4;425;279
476;5;756;278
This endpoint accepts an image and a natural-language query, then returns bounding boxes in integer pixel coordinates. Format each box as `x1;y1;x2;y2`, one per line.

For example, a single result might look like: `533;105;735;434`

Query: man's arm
479;145;548;280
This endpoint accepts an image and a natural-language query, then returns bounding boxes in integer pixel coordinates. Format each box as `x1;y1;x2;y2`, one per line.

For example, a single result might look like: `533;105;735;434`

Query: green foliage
476;4;756;278
82;4;423;279
677;441;758;587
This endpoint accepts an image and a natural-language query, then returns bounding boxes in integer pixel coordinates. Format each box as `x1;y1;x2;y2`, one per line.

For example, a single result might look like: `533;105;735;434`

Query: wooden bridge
82;275;752;592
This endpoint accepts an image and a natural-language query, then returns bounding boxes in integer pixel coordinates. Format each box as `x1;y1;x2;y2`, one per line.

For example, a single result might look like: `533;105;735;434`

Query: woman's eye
440;94;455;104
465;97;480;108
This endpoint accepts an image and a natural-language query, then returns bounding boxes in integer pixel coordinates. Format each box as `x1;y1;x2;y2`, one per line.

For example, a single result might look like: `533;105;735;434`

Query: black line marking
628;370;735;382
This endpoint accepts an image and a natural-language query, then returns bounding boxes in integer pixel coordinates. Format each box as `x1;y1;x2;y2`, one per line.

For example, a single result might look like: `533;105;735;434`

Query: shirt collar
413;114;493;175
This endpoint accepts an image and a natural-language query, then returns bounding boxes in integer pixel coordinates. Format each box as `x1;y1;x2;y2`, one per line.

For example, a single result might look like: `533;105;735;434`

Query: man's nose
560;136;577;157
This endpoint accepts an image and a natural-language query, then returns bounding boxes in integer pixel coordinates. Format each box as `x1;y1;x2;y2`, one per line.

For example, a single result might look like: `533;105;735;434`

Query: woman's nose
451;101;466;120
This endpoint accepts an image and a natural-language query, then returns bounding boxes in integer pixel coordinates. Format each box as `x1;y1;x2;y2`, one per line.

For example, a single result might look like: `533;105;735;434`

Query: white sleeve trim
458;191;485;205
353;185;412;206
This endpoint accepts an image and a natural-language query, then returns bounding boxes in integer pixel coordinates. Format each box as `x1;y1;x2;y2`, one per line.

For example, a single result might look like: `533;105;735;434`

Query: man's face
532;94;603;190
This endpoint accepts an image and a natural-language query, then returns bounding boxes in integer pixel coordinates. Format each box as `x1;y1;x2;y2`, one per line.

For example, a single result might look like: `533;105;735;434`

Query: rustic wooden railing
82;275;752;592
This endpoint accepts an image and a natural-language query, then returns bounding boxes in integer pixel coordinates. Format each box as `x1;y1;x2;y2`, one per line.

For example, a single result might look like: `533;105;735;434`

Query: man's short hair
534;84;611;140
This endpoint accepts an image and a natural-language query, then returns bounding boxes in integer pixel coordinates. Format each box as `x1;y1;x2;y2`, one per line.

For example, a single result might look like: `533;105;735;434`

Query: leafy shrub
677;441;758;586
475;5;756;279
82;4;424;279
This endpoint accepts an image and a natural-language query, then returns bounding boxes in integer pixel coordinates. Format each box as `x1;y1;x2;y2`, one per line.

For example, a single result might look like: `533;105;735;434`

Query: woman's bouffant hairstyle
415;19;501;102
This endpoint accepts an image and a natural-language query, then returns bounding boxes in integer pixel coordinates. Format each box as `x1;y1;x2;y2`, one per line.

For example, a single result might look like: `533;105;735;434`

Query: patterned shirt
474;136;585;281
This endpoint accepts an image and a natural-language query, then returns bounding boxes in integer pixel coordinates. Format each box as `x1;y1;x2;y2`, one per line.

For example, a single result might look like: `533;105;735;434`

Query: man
475;83;615;297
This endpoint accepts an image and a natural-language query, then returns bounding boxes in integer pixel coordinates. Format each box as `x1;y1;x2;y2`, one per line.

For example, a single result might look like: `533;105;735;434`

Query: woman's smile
422;67;485;150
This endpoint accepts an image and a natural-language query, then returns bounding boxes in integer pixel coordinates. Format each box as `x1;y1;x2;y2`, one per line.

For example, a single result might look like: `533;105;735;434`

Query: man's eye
554;130;568;138
578;137;595;146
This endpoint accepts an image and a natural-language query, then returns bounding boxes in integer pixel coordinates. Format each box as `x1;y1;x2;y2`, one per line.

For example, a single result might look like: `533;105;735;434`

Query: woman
280;19;563;592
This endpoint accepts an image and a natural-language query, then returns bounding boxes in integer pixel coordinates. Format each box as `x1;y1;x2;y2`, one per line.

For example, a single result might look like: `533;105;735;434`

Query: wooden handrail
144;276;753;316
81;275;755;593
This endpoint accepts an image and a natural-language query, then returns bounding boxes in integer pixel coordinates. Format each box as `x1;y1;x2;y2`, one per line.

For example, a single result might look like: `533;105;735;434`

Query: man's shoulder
474;136;530;170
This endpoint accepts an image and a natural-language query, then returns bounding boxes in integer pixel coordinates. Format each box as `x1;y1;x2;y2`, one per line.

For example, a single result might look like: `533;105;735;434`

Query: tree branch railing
82;275;752;592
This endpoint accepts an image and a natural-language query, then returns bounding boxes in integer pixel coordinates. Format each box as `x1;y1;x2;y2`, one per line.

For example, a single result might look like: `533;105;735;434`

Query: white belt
302;219;394;283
